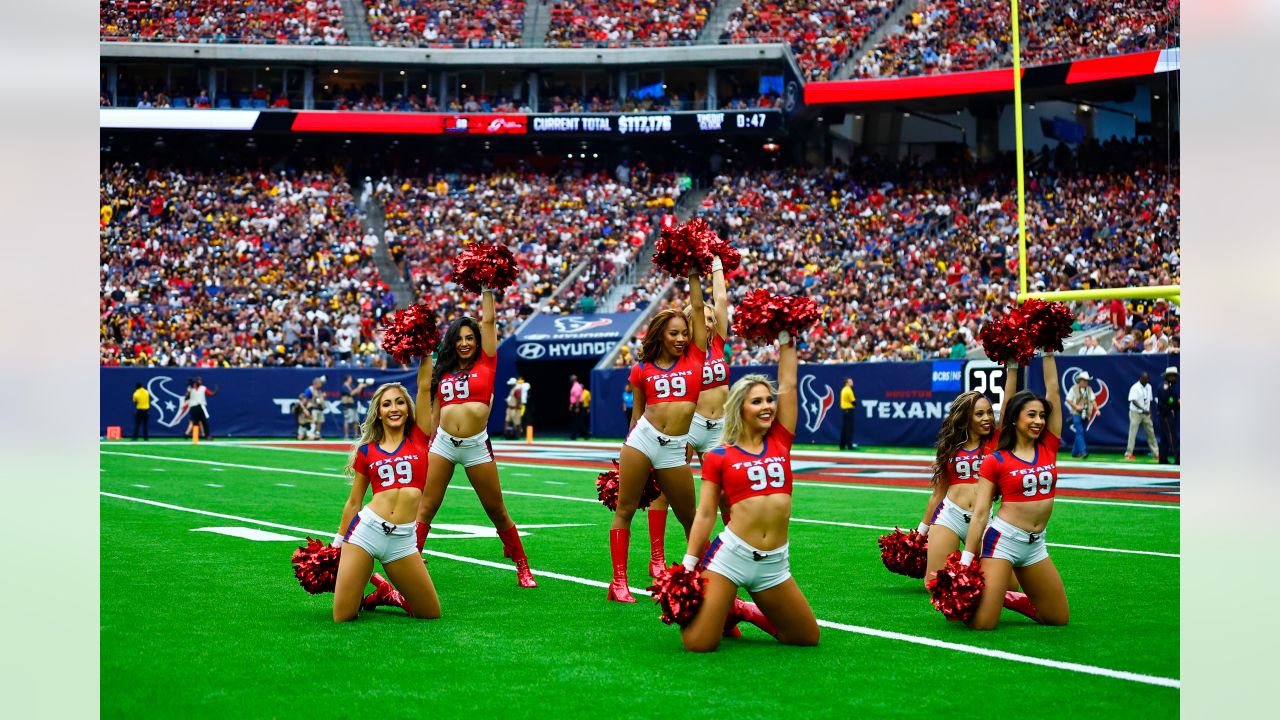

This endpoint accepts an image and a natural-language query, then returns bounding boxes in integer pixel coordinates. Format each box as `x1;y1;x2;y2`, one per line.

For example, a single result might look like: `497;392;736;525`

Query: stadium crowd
856;0;1180;78
646;139;1178;365
100;0;349;44
721;0;897;81
544;1;714;48
363;0;525;48
372;165;682;332
99;163;391;368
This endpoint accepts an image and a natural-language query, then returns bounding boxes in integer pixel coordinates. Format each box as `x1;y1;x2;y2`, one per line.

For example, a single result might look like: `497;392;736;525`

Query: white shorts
343;506;419;564
701;527;792;593
981;515;1050;568
929;496;987;540
429;428;495;468
687;412;725;455
624;416;690;470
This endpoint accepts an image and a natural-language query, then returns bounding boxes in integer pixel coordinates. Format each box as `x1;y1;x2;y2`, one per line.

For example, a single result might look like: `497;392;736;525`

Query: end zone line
100;491;1177;690
100;452;1178;557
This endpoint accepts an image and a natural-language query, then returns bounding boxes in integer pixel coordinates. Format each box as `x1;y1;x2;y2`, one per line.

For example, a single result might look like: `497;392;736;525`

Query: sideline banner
592;354;1178;450
100;367;416;438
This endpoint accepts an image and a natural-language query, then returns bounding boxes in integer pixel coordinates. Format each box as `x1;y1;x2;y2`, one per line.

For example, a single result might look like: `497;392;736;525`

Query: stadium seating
372;168;682;332
720;0;898;82
363;0;525;48
544;1;714;48
99;0;349;44
99;164;390;367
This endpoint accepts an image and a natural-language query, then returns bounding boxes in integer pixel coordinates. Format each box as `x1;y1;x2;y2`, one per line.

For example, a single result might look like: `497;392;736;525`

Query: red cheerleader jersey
701;423;795;506
352;424;430;494
978;432;1061;502
945;431;1000;487
700;333;730;392
437;349;497;408
628;343;707;406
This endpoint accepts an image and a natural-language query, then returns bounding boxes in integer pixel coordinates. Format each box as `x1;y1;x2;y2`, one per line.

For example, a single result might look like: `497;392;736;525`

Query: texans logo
799;375;835;433
554;316;612;334
1062;367;1109;430
146;376;190;428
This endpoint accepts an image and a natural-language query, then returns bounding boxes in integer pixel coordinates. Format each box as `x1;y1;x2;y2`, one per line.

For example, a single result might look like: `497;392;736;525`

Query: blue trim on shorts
929;502;944;524
344;515;360;541
981;526;1001;558
701;536;723;567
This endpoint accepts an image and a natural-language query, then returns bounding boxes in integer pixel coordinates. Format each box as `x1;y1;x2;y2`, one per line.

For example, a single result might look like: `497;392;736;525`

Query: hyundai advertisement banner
510;313;642;361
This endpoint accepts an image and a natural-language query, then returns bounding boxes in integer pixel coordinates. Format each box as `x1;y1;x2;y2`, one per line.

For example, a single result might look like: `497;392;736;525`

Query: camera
362;377;376;385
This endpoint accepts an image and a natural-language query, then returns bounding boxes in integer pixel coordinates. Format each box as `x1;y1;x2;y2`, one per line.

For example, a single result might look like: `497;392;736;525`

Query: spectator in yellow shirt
839;378;857;450
131;382;150;441
581;387;591;440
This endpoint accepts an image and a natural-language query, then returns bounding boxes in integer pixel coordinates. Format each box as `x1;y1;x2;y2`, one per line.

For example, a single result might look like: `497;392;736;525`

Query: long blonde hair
720;374;776;447
348;382;417;473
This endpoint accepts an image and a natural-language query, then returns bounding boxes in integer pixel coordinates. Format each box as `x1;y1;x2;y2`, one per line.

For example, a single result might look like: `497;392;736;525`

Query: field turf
101;441;1179;718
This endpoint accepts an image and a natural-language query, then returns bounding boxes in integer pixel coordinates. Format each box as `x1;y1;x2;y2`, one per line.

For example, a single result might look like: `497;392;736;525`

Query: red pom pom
925;550;986;622
596;459;662;511
877;528;929;579
1018;298;1075;353
652;219;715;277
978;313;1034;366
452;242;519;294
647;564;706;626
733;290;821;342
705;235;742;272
380;303;441;365
595;463;620;511
291;537;342;595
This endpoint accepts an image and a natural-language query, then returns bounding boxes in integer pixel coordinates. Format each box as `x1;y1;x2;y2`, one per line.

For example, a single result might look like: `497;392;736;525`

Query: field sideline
101;440;1179;718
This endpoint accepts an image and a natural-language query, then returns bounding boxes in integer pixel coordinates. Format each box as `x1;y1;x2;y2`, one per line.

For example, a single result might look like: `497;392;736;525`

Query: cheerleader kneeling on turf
332;357;441;621
961;352;1069;630
609;273;710;603
919;364;1017;585
678;331;820;652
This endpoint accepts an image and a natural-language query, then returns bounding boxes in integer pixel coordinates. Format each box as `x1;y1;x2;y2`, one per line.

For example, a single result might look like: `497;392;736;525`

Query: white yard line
100;491;1179;690
122;444;1181;512
102;452;1180;559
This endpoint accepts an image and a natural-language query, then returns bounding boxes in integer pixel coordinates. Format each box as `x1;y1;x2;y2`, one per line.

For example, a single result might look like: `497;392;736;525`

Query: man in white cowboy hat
1156;366;1180;464
1065;370;1099;458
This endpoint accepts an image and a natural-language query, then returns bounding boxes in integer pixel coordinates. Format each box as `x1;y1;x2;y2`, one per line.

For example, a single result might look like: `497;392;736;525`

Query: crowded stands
855;0;1010;78
372;166;682;332
363;0;524;48
544;1;714;48
646;140;1179;365
100;0;349;45
721;0;897;81
99;163;391;367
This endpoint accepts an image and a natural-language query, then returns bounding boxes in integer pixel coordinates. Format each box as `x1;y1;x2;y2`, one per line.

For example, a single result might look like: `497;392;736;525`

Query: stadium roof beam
99;42;793;69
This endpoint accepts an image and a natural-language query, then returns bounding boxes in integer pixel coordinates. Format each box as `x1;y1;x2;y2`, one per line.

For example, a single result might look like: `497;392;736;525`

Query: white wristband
960;550;975;567
778;330;791;345
916;522;930;535
710;257;724;273
332;534;345;548
682;554;699;571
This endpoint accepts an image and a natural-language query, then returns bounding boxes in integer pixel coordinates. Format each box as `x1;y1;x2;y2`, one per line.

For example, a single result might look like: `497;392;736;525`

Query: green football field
100;441;1179;718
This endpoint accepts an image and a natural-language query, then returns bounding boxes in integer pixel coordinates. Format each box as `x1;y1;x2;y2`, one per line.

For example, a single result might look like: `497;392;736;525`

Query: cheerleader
678;331;819;651
961;352;1069;629
609;273;709;603
414;289;537;588
332;358;440;621
646;256;732;577
918;364;1018;584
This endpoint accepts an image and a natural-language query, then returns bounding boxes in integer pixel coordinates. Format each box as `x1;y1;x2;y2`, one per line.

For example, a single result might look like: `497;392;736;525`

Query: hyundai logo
517;343;546;360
